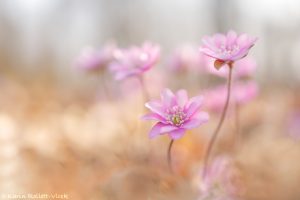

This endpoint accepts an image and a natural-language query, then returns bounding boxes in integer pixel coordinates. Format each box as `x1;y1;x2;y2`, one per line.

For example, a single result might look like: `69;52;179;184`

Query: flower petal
181;119;202;129
161;88;176;107
145;100;164;116
226;30;237;47
176;89;188;107
181;112;209;129
186;96;204;117
168;128;186;140
141;113;165;122
149;122;178;139
213;34;226;48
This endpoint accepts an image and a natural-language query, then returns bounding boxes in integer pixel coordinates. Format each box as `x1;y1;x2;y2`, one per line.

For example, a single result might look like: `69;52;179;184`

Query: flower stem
234;101;240;149
202;64;233;178
167;139;174;173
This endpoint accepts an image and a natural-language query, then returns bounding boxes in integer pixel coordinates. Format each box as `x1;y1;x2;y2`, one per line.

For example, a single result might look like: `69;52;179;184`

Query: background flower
167;45;205;73
110;42;160;80
76;44;115;72
203;81;258;113
199;156;241;200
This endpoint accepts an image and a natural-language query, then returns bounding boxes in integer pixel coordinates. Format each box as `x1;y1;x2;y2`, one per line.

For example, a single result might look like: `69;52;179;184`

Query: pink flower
142;88;209;140
200;30;257;69
167;46;205;73
205;57;257;79
287;112;300;140
76;44;115;72
110;42;160;80
204;81;258;112
199;156;240;200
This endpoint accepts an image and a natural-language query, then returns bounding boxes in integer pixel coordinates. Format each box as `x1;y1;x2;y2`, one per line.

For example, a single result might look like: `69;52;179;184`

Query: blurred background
1;0;300;85
0;0;300;200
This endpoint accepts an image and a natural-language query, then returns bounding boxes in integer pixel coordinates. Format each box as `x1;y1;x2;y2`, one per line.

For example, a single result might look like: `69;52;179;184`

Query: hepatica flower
199;156;241;200
110;42;160;80
142;88;209;140
287;112;300;140
200;30;257;69
76;44;115;72
167;46;205;73
204;81;258;113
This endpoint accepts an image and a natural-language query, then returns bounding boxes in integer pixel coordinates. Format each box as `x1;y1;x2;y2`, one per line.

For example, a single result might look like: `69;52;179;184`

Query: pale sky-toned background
1;0;300;85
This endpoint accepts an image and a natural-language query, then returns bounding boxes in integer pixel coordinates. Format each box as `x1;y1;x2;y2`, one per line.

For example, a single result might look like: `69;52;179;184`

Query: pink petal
202;37;219;52
149;122;178;139
213;34;226;48
186;96;204;117
200;48;222;60
161;88;176;107
145;100;165;116
226;30;237;47
236;33;249;46
168;128;186;140
176;89;188;107
230;48;250;61
181;119;202;129
182;112;209;129
141;113;165;122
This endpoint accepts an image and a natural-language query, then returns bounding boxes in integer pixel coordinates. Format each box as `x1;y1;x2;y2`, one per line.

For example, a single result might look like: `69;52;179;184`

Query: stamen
166;105;187;126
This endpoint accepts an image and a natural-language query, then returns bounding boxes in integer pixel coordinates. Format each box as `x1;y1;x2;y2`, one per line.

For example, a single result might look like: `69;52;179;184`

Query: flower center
166;106;186;126
218;44;240;57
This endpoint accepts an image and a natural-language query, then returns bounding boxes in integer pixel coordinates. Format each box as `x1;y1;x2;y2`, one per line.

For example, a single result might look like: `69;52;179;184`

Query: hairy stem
202;64;233;177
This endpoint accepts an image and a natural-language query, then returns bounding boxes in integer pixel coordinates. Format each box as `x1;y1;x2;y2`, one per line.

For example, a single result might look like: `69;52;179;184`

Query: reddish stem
202;64;233;177
167;139;174;173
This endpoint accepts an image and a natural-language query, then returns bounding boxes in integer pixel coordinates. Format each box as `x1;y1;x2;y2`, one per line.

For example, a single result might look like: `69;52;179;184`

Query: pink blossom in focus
205;57;257;79
142;88;209;140
110;42;160;80
167;46;205;73
203;81;258;113
76;44;115;72
200;30;257;68
199;156;240;200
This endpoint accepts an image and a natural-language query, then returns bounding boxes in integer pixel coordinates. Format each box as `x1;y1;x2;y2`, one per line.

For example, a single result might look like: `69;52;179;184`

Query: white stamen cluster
165;105;187;126
218;44;240;57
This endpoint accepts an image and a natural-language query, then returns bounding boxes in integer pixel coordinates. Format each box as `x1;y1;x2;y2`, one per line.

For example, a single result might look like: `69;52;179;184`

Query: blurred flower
204;81;258;113
205;57;257;79
142;88;209;140
200;30;257;69
199;156;240;200
110;42;160;80
167;46;205;73
76;44;115;72
287;111;300;140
